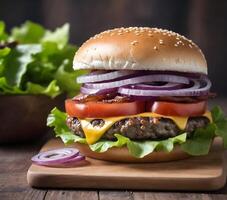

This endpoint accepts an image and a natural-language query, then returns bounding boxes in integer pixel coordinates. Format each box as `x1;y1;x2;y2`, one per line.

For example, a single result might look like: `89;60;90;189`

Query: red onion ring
85;74;190;89
80;85;117;95
31;148;82;166
132;82;185;90
60;154;85;164
77;70;211;98
118;78;210;97
77;70;136;83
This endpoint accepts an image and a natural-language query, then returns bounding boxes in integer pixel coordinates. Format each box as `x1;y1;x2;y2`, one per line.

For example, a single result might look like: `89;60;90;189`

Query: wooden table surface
1;98;227;200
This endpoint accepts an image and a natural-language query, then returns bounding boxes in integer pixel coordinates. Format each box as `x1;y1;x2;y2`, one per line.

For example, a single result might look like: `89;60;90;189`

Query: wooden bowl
0;95;65;144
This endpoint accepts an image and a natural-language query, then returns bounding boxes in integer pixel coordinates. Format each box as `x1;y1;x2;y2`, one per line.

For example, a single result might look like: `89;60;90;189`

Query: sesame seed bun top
73;27;207;74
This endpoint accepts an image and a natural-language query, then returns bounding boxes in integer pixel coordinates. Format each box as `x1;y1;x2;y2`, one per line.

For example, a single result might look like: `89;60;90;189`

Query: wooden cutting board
27;138;226;191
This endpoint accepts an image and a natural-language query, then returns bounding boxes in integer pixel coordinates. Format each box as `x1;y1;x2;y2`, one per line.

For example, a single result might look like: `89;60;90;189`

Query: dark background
1;0;226;96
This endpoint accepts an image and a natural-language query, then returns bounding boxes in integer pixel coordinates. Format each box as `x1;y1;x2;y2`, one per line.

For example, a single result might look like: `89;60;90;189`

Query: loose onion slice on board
31;148;85;167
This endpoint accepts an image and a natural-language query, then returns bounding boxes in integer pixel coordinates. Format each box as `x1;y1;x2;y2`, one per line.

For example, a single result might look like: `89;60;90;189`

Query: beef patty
66;116;210;141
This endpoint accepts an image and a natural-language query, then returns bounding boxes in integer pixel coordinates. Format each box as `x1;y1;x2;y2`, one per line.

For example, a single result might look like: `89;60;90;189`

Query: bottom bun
74;143;190;163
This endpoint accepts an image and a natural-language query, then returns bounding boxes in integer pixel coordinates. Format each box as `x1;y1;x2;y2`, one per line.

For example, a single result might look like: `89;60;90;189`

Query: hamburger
48;27;227;162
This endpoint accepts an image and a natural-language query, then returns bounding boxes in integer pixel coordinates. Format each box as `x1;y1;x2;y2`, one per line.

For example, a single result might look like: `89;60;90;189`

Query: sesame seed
118;32;123;35
131;40;138;45
189;44;193;48
148;33;153;37
174;44;178;47
154;46;158;50
159;39;164;44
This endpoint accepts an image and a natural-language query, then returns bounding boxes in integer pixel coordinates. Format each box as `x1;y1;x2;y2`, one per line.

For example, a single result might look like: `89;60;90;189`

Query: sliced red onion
80;85;117;95
60;154;85;164
31;148;82;166
77;70;136;83
118;78;211;97
132;82;185;90
85;74;190;89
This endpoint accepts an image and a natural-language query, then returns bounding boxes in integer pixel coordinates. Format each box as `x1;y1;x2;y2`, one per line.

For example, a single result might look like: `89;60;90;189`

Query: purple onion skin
31;148;80;166
77;70;204;85
33;155;89;168
80;85;117;95
61;155;85;164
77;70;210;99
130;83;185;90
32;155;86;168
118;77;211;97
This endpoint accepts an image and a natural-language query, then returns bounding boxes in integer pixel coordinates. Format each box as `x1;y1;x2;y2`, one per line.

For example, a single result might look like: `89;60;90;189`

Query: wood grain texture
99;191;133;200
0;190;46;200
45;190;98;200
0;142;47;200
133;192;216;200
27;138;226;191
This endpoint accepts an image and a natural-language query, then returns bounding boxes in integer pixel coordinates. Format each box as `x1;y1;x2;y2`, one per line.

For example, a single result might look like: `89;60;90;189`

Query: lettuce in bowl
0;21;85;97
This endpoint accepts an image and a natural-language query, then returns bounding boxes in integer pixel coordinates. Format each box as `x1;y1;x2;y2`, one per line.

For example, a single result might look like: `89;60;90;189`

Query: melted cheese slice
79;111;212;144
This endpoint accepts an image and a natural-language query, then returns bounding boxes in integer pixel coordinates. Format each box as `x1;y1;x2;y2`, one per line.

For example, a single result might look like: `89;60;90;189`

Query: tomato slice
147;101;207;117
65;99;145;118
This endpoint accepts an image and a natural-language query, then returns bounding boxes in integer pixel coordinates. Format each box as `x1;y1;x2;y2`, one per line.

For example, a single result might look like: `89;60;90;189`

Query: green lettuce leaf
47;107;86;144
0;21;8;41
211;106;227;147
181;124;215;155
11;21;45;43
26;80;60;98
0;77;25;94
180;107;227;155
0;77;60;97
3;44;42;86
0;21;5;37
0;48;11;75
90;133;186;158
0;47;11;57
41;23;69;49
